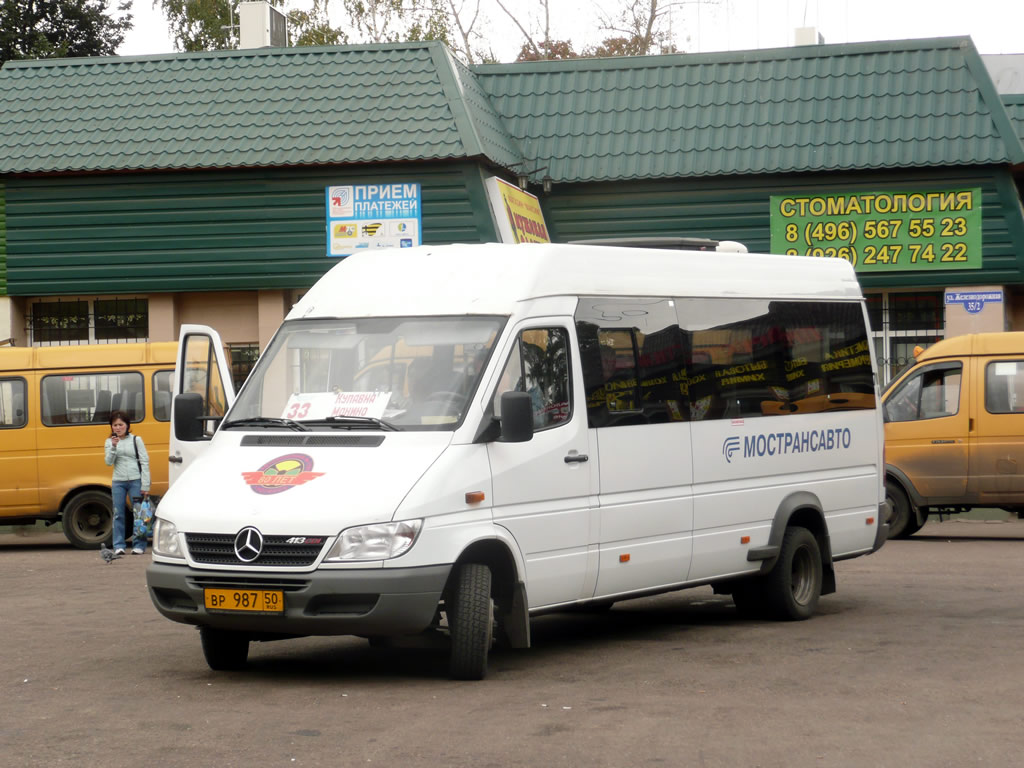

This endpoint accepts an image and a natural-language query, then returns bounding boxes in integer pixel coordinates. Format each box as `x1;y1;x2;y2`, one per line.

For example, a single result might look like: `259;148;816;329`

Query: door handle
564;454;589;464
168;455;183;464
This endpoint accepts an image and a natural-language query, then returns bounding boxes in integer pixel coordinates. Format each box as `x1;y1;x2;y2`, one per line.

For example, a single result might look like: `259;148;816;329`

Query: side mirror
173;393;205;441
499;391;534;443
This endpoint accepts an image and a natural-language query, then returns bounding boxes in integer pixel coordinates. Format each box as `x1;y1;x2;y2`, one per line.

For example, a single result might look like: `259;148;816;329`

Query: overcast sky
117;0;1023;59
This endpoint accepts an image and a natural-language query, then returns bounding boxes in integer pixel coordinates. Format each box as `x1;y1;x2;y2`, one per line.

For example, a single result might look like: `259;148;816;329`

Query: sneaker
114;548;126;556
132;548;145;555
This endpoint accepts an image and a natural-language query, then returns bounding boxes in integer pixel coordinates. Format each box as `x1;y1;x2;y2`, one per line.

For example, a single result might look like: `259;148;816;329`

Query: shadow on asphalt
201;591;758;682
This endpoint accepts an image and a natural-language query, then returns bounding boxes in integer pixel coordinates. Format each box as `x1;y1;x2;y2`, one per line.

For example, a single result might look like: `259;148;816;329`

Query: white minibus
146;243;888;679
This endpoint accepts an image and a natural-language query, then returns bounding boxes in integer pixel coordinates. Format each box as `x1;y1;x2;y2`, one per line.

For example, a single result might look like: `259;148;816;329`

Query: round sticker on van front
241;453;324;495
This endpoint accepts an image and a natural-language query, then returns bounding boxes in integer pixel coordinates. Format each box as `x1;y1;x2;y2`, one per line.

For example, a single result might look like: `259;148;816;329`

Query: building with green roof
0;33;1022;379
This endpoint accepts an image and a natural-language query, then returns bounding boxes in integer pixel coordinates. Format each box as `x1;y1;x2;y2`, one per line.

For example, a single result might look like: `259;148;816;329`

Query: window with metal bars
28;298;149;345
865;291;944;384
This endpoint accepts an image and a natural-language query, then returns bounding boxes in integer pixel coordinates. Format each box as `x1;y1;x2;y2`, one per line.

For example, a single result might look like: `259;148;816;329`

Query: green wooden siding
541;167;1024;290
0;184;6;295
4;161;498;296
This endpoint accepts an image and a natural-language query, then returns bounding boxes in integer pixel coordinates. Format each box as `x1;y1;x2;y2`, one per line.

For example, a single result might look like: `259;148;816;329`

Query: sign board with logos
326;183;422;257
484;177;551;244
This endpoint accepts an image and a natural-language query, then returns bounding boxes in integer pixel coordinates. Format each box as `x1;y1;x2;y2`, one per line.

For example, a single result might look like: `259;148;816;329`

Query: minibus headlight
152;518;184;559
325;520;423;561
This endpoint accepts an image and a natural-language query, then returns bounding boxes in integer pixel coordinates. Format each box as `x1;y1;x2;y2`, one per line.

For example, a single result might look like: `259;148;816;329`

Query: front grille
186;532;327;566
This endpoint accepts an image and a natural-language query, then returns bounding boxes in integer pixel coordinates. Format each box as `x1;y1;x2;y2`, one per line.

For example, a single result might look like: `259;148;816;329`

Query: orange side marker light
619;554;630;563
740;536;750;544
465;491;485;504
866;517;875;525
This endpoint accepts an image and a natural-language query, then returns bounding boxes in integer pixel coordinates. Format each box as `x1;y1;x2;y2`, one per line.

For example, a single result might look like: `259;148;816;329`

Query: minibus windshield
224;316;504;431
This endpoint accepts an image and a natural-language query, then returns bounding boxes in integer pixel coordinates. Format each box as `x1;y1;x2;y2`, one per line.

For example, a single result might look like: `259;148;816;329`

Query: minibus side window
576;298;687;427
40;371;144;426
985;361;1024;414
0;378;28;428
493;328;571;430
884;364;962;422
153;370;174;421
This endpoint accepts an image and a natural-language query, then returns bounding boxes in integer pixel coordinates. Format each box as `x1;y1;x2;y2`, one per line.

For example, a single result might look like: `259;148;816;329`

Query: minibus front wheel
62;490;113;550
200;627;250;671
447;563;494;681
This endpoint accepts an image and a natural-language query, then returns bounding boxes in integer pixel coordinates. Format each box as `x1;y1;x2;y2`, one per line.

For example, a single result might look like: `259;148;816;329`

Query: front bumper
146;562;452;637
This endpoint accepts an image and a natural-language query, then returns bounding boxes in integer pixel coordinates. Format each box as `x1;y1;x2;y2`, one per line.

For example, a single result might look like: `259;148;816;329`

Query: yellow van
0;342;176;547
881;332;1024;537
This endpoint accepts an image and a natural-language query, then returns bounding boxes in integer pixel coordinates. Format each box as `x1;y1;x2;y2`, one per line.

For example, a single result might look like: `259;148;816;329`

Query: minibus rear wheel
200;627;249;671
447;563;494;681
763;526;822;621
62;490;113;550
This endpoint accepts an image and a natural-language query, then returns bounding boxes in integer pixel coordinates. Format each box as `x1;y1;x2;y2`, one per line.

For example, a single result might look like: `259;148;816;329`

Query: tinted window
577;299;686;426
577;297;875;427
41;371;144;426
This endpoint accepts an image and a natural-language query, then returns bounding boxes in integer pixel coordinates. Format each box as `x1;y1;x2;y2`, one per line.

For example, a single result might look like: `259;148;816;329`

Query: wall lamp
515;165;549;190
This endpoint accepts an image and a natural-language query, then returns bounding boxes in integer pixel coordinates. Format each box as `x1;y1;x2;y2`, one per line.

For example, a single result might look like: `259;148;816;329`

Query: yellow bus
0;342;176;548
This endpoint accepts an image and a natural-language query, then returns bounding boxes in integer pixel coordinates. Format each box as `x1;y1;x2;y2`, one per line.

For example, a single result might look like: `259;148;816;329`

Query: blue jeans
111;478;142;552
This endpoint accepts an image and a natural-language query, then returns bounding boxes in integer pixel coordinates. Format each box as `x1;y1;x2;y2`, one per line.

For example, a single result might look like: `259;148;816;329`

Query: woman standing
104;410;151;555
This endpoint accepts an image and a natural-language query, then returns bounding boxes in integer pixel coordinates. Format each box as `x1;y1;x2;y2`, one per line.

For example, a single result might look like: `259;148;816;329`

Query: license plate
204;588;284;613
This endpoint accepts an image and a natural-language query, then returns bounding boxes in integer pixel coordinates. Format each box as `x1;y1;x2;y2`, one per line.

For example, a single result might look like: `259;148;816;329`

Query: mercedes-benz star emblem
234;527;264;563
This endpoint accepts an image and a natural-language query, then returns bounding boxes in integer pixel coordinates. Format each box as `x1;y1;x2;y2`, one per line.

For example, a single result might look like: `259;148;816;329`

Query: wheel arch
60;484;112;513
450;538;530;649
756;491;836;596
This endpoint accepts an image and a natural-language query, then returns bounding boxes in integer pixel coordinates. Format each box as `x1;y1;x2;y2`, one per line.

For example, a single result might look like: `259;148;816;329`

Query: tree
1;0;132;66
588;0;707;57
288;0;347;47
158;0;249;52
514;38;576;62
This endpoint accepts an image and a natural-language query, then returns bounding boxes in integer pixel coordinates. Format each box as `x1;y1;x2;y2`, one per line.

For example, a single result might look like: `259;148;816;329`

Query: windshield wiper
305;415;399;432
222;417;310;432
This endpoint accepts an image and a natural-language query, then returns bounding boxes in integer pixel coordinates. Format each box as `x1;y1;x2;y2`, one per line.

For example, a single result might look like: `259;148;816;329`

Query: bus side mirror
174;393;205;441
499;391;534;443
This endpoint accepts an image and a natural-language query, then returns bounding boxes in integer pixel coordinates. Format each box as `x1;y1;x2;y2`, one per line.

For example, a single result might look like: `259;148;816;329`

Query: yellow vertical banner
484;177;551;243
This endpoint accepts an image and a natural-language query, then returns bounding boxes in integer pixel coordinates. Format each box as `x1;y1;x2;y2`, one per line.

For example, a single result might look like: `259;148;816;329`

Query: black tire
199;627;249;671
61;490;113;549
763;526;822;621
731;579;767;619
447;563;493;681
885;481;914;539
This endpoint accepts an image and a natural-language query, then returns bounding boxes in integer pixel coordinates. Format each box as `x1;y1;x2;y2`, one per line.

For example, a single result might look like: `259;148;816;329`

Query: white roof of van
289;243;863;320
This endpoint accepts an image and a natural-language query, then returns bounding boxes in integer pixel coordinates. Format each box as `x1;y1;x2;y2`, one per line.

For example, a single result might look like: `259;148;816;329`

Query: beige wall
177;291;260;345
0;297;12;344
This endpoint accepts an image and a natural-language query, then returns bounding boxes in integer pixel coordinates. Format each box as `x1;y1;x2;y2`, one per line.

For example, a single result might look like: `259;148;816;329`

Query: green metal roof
0;41;524;175
1005;95;1024;144
474;36;1024;184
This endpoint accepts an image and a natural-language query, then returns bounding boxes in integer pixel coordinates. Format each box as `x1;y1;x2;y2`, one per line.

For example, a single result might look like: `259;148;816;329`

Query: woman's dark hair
109;410;132;431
